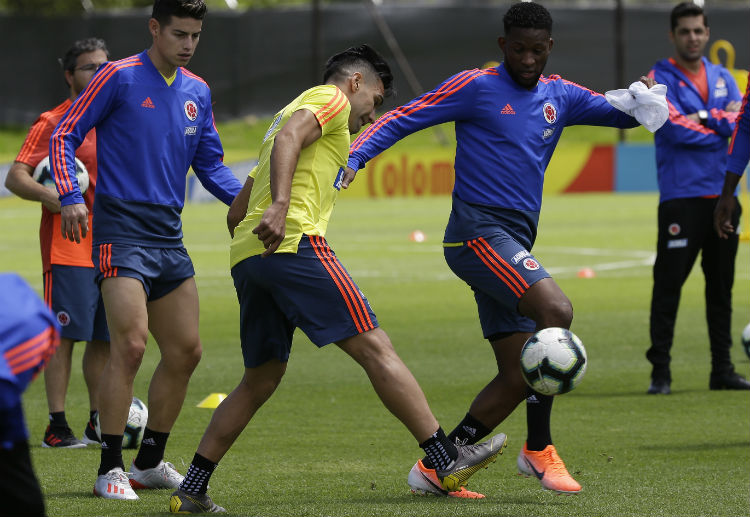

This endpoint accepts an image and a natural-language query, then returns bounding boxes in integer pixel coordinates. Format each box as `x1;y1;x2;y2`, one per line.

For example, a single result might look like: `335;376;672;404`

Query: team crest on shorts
184;100;198;121
523;258;540;271
543;102;557;124
668;223;681;236
56;311;71;327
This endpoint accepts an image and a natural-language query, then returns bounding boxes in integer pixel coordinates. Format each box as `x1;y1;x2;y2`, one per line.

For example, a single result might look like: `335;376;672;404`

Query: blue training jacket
348;63;638;245
0;273;59;448
727;74;750;176
649;57;741;202
50;50;242;247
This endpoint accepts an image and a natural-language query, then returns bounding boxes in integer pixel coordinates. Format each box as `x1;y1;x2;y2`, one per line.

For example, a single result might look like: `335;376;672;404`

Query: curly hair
503;2;553;35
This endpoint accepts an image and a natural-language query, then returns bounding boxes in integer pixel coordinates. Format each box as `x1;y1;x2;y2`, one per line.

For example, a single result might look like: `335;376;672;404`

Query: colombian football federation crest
56;311;71;327
184;100;198;121
668;223;681;236
523;258;540;271
543;102;557;124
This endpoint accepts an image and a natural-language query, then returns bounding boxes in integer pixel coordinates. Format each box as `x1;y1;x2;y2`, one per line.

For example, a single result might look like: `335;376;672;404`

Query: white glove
605;81;668;133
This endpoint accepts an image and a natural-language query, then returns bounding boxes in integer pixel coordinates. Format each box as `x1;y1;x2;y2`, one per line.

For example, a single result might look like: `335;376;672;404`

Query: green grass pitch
1;191;748;517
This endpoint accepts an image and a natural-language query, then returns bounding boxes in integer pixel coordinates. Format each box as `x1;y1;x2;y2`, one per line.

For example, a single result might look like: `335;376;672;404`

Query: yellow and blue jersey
231;85;350;266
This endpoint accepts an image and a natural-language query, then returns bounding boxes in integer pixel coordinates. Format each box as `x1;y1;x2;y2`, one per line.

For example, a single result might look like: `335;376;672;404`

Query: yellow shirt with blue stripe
230;84;351;267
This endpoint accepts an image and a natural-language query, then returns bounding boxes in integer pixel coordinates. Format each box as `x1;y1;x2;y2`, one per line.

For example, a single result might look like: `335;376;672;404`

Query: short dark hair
152;0;207;26
503;1;553;34
323;44;394;98
670;2;707;31
61;37;109;73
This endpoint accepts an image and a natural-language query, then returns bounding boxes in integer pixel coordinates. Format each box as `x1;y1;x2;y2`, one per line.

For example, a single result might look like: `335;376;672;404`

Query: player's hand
41;195;62;214
252;201;287;257
714;195;736;239
60;203;89;243
341;167;358;189
639;76;656;89
725;100;742;112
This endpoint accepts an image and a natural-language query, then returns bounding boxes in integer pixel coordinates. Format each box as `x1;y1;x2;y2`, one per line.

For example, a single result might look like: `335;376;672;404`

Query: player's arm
51;62;117;243
227;175;254;238
253;109;322;257
4;162;61;213
714;172;742;239
192;95;243;205
564;78;642;129
345;70;479;185
701;72;743;137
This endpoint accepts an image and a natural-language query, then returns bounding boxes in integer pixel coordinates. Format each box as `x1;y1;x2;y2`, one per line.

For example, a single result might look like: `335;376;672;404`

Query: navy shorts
92;244;194;301
444;233;549;337
43;265;109;342
231;234;378;368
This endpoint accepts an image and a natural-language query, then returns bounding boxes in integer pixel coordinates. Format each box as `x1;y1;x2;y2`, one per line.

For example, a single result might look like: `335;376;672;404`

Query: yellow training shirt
230;84;351;267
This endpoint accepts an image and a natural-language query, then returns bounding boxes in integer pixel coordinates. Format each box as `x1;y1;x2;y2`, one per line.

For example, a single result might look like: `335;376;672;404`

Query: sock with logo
179;453;217;496
419;427;458;471
48;411;68;429
133;428;170;470
98;434;125;475
447;412;492;446
525;389;553;451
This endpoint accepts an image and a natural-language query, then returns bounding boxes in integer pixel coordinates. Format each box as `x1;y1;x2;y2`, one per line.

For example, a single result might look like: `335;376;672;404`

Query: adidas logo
501;103;516;115
462;425;477;437
141;437;156;446
141;97;155;109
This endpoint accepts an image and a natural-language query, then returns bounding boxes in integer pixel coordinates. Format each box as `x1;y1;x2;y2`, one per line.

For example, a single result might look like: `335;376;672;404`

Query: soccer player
168;45;507;514
646;2;749;394
344;2;657;494
5;37;110;449
715;72;750;239
49;0;242;500
0;273;61;517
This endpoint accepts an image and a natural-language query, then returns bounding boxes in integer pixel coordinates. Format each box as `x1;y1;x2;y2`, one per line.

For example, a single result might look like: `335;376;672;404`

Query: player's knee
174;341;202;373
113;338;147;375
545;297;573;328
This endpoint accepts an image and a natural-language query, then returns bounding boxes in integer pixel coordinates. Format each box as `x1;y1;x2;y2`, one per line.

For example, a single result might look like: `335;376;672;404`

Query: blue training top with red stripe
348;63;638;247
727;74;750;176
0;273;59;447
649;57;741;202
50;50;241;247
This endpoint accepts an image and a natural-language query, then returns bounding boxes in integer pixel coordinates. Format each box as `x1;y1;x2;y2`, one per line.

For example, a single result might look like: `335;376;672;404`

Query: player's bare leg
82;339;109;411
463;332;531;430
146;277;203;433
518;278;573;329
339;328;506;497
94;276;148;499
41;337;86;448
196;359;287;463
99;277;147;438
44;337;74;414
336;328;438;442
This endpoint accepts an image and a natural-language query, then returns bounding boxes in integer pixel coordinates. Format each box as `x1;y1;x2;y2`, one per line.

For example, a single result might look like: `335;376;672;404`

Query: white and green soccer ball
520;327;587;396
741;322;750;360
33;155;89;194
94;397;148;449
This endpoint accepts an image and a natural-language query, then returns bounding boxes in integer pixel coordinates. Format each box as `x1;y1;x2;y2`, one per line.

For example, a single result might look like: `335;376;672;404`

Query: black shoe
42;425;86;448
82;413;101;445
709;372;750;390
647;379;671;394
